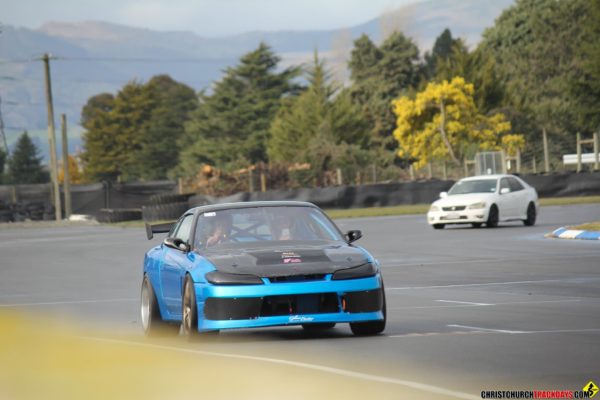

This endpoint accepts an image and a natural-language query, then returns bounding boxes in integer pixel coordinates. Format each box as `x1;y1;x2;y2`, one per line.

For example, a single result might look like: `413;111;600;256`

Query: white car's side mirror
439;192;448;199
500;187;510;195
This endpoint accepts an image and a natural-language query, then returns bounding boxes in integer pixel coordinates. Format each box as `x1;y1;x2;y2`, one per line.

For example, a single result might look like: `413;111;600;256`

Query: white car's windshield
448;179;497;195
195;206;343;249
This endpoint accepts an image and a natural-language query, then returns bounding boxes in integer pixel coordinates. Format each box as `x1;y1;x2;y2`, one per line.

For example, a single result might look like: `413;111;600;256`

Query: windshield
194;206;343;249
448;179;498;195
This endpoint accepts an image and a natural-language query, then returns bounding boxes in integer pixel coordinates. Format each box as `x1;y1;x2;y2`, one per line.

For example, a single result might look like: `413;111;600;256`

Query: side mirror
163;237;190;252
500;187;510;195
440;192;448;199
345;230;362;244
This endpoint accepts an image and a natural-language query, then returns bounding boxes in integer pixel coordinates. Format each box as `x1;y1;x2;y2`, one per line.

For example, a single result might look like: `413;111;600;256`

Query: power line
1;55;232;64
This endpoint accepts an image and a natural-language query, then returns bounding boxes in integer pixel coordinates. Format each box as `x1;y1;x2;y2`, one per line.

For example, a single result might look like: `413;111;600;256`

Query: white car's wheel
523;202;536;226
486;205;499;228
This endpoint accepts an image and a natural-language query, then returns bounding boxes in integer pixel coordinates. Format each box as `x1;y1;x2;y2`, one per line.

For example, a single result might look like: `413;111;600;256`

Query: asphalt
1;204;599;398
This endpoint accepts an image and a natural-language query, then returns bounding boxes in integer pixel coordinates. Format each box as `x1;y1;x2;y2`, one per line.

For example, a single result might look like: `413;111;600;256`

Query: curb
549;227;600;240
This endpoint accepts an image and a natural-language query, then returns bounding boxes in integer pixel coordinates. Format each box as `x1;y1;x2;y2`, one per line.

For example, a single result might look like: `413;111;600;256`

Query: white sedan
427;174;539;229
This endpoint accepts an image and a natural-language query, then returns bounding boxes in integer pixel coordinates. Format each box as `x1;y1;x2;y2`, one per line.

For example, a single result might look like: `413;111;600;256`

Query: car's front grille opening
204;293;339;320
442;206;466;211
268;274;326;283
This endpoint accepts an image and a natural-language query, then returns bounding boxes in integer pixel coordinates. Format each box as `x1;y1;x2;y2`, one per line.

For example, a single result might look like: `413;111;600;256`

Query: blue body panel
143;243;384;331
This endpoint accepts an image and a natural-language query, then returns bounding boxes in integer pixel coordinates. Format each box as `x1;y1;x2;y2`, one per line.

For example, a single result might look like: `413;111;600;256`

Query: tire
141;274;178;336
97;208;142;223
472;223;482;228
181;276;199;339
142;202;189;222
433;224;445;230
523;203;536;226
350;287;386;336
302;323;336;332
486;205;499;228
148;193;193;206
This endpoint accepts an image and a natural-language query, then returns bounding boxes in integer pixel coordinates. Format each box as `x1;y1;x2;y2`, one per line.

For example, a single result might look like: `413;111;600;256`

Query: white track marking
448;324;600;335
517;328;600;334
436;300;493;306
387;279;563;290
84;336;480;400
379;252;600;268
447;324;526;334
389;299;583;310
387;331;490;338
0;298;137;307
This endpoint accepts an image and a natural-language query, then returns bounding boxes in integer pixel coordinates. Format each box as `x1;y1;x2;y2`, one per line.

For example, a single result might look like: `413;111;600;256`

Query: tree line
4;0;597;186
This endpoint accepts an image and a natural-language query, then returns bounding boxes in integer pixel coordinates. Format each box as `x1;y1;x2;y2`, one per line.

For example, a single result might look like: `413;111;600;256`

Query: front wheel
181;276;199;338
141;274;178;336
432;224;445;230
486;205;499;228
523;203;536;226
472;223;482;228
350;288;386;336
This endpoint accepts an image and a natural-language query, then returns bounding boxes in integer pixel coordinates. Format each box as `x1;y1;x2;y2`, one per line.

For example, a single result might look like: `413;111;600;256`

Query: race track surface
1;204;599;398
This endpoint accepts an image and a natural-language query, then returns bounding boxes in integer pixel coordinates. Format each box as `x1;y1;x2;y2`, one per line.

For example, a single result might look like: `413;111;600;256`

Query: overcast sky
2;0;424;36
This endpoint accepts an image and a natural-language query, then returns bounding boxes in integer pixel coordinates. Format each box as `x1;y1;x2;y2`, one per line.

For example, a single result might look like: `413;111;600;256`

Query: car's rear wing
145;221;175;240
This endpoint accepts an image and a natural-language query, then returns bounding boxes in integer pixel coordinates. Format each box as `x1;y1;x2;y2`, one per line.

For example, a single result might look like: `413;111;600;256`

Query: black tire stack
142;193;194;222
96;208;142;223
0;200;12;223
0;201;56;222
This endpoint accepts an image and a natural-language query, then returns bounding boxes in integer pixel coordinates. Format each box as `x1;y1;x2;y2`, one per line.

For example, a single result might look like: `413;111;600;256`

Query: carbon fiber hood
203;243;369;277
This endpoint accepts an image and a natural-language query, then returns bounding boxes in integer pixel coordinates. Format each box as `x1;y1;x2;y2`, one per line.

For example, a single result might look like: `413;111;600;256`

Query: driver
270;212;294;240
206;213;233;247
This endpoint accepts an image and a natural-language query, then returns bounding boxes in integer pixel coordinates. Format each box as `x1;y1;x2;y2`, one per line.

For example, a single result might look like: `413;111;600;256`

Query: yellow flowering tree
392;77;524;169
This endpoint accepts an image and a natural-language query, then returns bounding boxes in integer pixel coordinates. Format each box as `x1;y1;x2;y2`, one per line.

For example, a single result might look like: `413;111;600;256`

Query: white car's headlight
429;205;440;212
468;202;486;209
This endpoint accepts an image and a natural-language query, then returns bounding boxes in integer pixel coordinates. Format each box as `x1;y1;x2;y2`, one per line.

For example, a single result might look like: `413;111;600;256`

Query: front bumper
427;208;488;225
195;274;384;331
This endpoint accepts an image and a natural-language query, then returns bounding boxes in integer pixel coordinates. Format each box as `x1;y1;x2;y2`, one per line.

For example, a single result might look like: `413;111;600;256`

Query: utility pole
542;128;550;173
0;95;9;154
42;53;62;221
60;114;71;218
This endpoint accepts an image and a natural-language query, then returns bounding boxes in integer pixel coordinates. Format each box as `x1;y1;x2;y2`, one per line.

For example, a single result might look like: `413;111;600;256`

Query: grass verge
568;221;600;231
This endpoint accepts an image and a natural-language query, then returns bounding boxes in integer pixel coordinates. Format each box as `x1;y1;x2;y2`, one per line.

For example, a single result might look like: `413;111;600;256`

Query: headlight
332;263;377;280
429;205;440;212
468;202;486;209
205;271;264;285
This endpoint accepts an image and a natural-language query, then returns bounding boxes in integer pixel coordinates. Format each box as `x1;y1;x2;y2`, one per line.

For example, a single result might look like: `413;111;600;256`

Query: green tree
570;0;600;133
81;81;154;181
81;75;197;181
269;54;370;185
348;32;421;154
435;40;504;113
178;43;300;175
0;148;6;184
480;0;589;153
7;132;49;184
0;149;7;184
131;75;198;180
423;28;459;79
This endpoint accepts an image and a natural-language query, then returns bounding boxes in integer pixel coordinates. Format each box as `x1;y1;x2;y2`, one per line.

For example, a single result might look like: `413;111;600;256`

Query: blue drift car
141;201;386;337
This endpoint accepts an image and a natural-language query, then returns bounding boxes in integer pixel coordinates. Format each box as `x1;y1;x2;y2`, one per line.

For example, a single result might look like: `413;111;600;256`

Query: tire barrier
1;172;599;218
148;193;194;206
0;201;56;222
96;208;143;223
142;202;190;222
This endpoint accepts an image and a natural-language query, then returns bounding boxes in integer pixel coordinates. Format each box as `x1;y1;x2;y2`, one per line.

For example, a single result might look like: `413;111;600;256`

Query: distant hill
0;0;513;161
